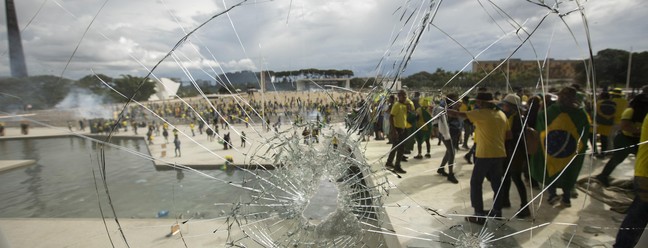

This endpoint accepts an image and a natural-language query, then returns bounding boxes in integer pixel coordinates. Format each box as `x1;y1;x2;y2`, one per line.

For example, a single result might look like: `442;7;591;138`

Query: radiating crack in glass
1;0;643;247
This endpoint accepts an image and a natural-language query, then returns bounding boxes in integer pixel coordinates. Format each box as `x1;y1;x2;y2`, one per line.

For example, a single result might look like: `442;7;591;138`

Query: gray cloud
0;0;646;80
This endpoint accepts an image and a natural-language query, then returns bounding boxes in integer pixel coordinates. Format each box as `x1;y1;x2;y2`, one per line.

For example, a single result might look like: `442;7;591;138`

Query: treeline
270;69;354;79
268;69;354;85
574;48;648;89
0;74;156;111
402;68;560;89
403;48;648;90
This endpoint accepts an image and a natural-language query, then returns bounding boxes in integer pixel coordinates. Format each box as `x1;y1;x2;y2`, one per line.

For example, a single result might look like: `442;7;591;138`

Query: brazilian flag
531;104;590;188
595;99;616;136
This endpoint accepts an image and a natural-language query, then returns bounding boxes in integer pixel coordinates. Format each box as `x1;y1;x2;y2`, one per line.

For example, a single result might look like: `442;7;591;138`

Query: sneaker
447;174;458;184
424;153;431;158
394;167;407;174
437;168;448;176
595;174;610;187
489;211;503;218
517;207;531;218
464;154;472;164
558;201;571;208
548;195;561;205
483;209;502;218
385;163;395;169
414;154;423;159
465;216;485;225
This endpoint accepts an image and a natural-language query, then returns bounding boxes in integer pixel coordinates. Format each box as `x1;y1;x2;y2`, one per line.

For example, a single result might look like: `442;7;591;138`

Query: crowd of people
4;82;646;246
371;85;647;247
54;92;368;149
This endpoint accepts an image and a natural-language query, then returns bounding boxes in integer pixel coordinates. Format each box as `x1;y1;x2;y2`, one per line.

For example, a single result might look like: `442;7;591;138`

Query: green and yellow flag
531;104;590;188
595;99;616;136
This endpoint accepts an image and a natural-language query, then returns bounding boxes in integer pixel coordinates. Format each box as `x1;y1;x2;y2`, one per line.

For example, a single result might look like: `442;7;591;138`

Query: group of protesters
117;92;365;128
372;85;647;247
76;92;367;151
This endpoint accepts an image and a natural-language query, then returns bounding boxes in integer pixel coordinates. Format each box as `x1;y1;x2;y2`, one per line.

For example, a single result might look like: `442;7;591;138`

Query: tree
594;49;629;87
350;77;372;89
108;75;156;102
38;76;73;107
76;74;113;96
628;51;648;90
0;75;73;110
575;49;630;88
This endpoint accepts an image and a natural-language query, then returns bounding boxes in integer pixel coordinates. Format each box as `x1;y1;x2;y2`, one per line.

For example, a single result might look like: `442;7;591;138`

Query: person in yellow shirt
449;92;507;223
609;88;629;147
596;92;648;187
385;90;411;174
614;113;648;248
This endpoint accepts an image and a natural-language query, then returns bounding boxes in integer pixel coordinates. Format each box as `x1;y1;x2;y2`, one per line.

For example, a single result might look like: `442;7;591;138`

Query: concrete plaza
0;121;641;247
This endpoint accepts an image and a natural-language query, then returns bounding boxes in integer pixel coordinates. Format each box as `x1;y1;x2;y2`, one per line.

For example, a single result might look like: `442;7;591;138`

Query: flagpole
625;47;632;90
261;70;266;129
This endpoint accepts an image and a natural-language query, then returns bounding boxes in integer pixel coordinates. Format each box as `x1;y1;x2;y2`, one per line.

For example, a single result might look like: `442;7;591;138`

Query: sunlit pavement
0;123;639;247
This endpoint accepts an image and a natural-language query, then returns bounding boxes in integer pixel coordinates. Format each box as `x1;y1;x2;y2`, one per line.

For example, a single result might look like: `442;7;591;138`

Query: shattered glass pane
0;0;645;247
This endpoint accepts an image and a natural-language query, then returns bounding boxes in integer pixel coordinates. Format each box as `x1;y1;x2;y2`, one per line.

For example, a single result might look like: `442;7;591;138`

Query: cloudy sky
1;0;646;81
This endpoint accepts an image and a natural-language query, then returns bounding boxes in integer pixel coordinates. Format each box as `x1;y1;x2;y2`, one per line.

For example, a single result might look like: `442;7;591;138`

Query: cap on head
502;94;521;106
610;88;623;95
475;92;496;103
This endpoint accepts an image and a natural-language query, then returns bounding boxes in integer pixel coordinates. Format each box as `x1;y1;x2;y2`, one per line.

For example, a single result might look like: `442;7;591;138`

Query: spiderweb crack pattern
0;0;644;247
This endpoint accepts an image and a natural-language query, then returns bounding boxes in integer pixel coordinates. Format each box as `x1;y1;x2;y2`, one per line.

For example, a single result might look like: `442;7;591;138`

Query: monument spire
5;0;28;77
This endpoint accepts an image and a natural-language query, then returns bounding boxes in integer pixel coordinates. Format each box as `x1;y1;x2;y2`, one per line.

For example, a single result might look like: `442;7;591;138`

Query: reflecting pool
0;136;257;219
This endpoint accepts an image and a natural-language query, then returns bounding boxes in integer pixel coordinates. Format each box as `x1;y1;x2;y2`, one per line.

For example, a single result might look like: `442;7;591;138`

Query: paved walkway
0;123;642;247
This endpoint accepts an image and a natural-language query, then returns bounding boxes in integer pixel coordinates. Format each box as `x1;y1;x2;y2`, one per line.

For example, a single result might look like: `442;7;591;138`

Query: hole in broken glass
302;178;340;225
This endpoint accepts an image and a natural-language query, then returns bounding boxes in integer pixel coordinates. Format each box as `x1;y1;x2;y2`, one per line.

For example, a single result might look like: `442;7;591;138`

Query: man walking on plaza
385;90;411;174
613;113;648;248
531;86;590;207
174;135;181;157
449;92;507;224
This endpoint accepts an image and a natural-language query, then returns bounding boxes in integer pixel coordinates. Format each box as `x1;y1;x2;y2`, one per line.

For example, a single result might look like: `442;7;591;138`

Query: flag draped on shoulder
531;104;590;188
595;99;616;136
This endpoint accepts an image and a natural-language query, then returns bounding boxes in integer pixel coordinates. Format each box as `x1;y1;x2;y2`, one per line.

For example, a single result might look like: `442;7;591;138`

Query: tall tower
5;0;28;77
